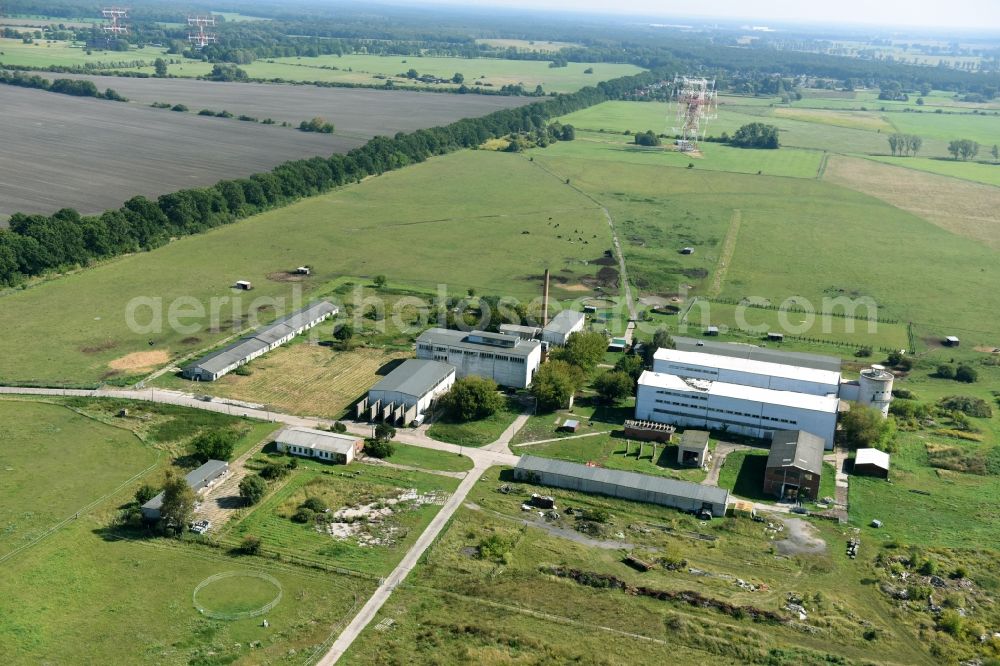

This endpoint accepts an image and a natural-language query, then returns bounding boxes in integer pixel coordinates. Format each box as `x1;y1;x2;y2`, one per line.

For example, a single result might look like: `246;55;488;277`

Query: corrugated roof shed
543;310;585;336
141;459;228;513
671;336;842;373
275;426;359;454
766;430;824;476
515;455;730;506
369;359;455;398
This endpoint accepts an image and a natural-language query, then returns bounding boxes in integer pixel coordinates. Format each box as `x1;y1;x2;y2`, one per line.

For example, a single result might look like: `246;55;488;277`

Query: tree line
0;69;659;287
0;69;127;101
887;133;923;157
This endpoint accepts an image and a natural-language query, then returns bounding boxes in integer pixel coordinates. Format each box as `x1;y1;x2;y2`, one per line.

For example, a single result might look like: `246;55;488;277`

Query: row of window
656;389;708;402
662;364;718;377
651;400;798;427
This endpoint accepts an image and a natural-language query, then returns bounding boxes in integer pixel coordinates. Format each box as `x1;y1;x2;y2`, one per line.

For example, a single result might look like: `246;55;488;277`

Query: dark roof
515;455;730;506
679;429;710;449
766;431;824;476
369;359;455;398
417;328;541;358
672;336;841;373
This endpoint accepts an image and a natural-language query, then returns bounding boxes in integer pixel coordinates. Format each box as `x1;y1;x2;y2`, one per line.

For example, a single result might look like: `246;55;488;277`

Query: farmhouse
542;309;586;346
854;448;890;478
415;328;542;388
359;359;456;425
677;429;710;467
634;371;839;448
762;430;825;500
141;459;229;520
274;426;363;464
653;347;842;396
182;301;337;381
514;455;730;517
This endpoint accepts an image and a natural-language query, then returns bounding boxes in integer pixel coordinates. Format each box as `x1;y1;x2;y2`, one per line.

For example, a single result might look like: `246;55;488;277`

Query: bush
477;533;515;562
301;497;327;513
633;129;660;146
292;507;315;524
364;438;395;459
936;364;956;379
190;429;237;462
170;103;188;112
260;462;290;480
332;421;348;433
582;507;611;523
234;364;252;376
299;116;335;133
594;370;634;403
239;475;267;506
955;365;978;383
919;558;937;575
729;122;780;149
134;483;157;505
240;535;261;555
886;350;903;366
938;395;992;418
938;609;964;636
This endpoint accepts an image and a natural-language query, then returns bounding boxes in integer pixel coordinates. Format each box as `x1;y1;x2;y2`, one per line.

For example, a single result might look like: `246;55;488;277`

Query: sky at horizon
403;0;1000;30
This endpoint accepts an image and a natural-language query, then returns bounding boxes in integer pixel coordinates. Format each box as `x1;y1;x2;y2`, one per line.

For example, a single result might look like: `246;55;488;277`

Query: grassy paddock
427;399;523;447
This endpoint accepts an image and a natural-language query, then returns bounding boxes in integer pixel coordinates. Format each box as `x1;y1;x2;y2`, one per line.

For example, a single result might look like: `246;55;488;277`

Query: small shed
295;266;311;275
560;419;580;433
767;332;784;342
944;336;961;347
680;247;695;255
234;280;253;290
854;448;890;478
677;429;710;467
730;500;756;518
583;305;598;314
705;326;719;336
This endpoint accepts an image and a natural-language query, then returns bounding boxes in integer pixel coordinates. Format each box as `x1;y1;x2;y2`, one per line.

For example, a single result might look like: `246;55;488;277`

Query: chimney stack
542;269;550;327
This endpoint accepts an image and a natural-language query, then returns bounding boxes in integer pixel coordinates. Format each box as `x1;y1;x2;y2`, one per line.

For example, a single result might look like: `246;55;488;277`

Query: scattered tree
555;330;608;370
153;57;167;77
239;535;262;555
374;423;396;443
633;130;660;147
134;483;157;505
302;497;327;512
841;404;897;451
299;116;334;133
530;359;586;411
955;365;978;383
333;322;354;343
372;274;387;288
642;327;674;366
887;133;922;157
438;376;504;421
208;63;248;82
190;430;237;463
613;353;644;383
729;123;780;149
936;364;956;379
594;370;634;403
365;437;395;458
239;475;267;506
992;144;999;162
451;72;464;84
159;470;196;530
948;138;979;161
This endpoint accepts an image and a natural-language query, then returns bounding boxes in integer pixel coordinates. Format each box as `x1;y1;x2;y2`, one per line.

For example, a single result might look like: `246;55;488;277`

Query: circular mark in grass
193;571;283;620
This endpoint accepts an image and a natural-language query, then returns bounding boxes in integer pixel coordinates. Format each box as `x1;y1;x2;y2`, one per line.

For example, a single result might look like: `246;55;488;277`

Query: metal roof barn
369;359;456;400
514;455;730;517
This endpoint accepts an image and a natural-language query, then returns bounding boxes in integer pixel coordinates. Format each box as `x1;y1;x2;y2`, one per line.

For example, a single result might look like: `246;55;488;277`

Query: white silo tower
858;364;894;417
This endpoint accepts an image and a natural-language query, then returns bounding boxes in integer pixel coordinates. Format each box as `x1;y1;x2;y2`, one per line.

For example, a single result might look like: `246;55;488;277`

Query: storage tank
858;364;894;417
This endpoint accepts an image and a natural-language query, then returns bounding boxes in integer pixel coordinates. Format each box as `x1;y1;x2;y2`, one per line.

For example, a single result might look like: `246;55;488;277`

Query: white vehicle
190;519;212;534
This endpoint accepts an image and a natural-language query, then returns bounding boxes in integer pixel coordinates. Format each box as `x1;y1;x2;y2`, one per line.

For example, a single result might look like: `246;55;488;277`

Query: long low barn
141;459;229;521
514;455;730;517
183;301;337;381
274;426;363;464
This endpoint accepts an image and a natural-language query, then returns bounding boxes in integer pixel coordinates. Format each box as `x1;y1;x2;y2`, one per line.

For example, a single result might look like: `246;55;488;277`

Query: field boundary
706;209;741;298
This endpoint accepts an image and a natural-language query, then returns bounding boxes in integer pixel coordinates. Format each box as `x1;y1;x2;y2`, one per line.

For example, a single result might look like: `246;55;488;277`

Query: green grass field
0;399;157;558
221;458;460;576
868;155;1000;187
383;442;474;472
0;151;610;385
0;37;163;68
345;465;944;665
427;399;523;447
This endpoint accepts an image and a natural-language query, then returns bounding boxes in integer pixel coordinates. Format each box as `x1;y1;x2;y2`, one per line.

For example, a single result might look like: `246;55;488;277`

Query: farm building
653;347;842;397
677;429;710;467
514;455;730;517
359;359;456;425
762;430;825;501
141;460;229;521
274;426;363;464
705;326;719;336
671;336;842;373
944;336;961;347
635;371;839;448
560;419;580;433
853;448;890;478
608;337;627;352
415;328;542;388
234;280;253;290
541;310;586;346
182;301;337;381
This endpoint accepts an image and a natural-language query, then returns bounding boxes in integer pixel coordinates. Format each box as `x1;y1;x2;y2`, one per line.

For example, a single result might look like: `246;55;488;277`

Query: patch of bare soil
80;340;117;354
824;155;1000;249
775;517;827;556
561;283;591;292
108;350;170;372
974;345;1000;354
266;271;309;283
